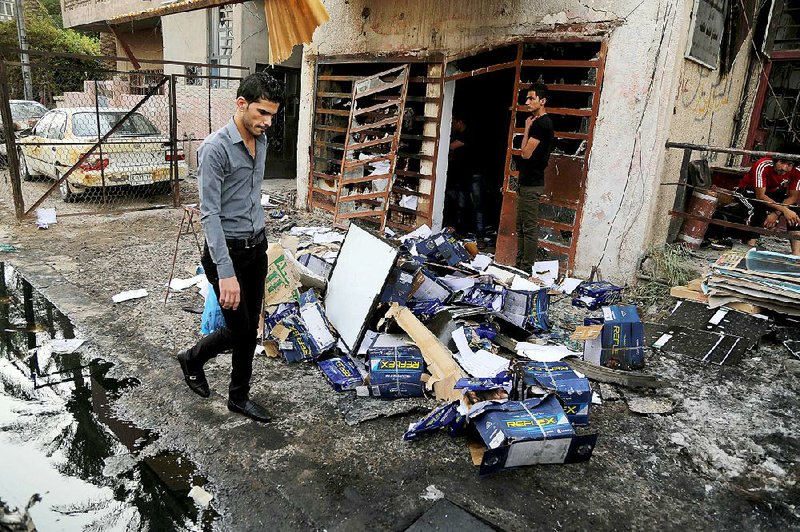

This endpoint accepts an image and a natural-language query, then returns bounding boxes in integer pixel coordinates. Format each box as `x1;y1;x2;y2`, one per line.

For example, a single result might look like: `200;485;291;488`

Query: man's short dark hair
237;72;285;106
528;82;549;104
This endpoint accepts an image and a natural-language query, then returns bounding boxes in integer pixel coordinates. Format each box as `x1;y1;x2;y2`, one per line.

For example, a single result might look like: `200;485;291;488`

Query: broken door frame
440;38;607;269
308;54;446;232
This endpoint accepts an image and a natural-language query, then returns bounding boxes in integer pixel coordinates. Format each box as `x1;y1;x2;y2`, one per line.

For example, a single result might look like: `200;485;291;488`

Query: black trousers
187;239;268;401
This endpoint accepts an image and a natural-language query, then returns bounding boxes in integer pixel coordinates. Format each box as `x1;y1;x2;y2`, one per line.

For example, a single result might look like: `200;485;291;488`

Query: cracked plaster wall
295;0;703;282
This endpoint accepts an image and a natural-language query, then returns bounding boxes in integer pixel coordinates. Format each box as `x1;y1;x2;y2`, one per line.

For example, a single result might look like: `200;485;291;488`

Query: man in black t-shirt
516;82;554;273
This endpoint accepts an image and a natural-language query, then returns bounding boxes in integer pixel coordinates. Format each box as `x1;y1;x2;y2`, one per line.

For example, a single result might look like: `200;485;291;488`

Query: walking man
516;82;554;274
177;72;284;422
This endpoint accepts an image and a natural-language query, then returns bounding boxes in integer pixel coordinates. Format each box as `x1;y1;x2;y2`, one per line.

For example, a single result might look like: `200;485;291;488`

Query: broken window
309;59;443;232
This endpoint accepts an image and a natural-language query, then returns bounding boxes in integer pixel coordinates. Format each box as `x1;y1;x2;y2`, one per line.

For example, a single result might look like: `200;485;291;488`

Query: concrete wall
646;28;759;250
62;0;154;28
296;0;706;282
162;10;209;76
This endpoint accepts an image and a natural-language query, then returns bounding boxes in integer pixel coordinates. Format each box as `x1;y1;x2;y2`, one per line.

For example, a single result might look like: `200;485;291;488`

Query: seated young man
732;147;800;255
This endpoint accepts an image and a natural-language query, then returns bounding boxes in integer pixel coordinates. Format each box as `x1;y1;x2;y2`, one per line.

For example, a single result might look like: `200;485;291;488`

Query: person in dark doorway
729;144;800;255
516;82;554;273
176;72;284;423
448;112;487;238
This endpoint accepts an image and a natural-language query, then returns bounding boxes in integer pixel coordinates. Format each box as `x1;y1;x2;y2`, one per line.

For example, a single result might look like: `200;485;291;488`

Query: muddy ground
0;175;798;531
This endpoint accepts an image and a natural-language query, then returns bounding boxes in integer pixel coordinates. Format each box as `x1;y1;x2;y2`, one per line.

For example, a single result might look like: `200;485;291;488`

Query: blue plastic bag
201;282;226;335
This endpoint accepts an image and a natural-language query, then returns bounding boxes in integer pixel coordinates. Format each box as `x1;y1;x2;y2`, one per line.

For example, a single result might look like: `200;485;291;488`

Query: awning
110;0;329;65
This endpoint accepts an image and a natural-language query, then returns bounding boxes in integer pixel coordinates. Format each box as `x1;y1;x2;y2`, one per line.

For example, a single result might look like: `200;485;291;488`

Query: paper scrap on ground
188;485;213;509
290;226;330;236
36;208;57;228
452;327;509;378
399;224;432;243
516;342;580;361
168;274;206;291
511;275;541;292
439;275;476;292
484;265;515;284
470;254;492;271
112;289;148;303
260;194;277;208
557;277;583;294
533;260;559;287
50;338;86;354
313;231;345;244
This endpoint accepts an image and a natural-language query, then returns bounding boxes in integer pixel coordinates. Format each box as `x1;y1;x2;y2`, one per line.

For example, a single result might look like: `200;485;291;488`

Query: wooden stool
165;204;203;304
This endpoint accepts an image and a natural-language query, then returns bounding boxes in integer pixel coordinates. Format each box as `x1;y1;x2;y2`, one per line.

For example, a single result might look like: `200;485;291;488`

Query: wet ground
0;176;797;531
0;263;217;530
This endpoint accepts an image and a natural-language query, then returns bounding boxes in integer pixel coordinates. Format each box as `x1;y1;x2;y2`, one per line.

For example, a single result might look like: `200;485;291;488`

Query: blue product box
522;362;592;426
500;288;550;332
264;302;299;338
600;305;644;370
318;356;364;392
298;253;333;279
278;315;317;363
380;266;417;305
368;346;427;398
473;395;574;450
415;232;471;266
572;281;622;310
403;400;465;440
461;283;505;312
406;299;443;322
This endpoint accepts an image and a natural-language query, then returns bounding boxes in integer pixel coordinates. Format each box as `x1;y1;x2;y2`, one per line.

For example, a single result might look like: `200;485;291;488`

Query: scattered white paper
112;289;148;303
557;277;583;294
516;343;580;361
399;195;419;210
709;308;728;325
168;274;206;291
260;194;277;208
511;275;541;292
313;231;345;244
357;331;413;355
188;485;213;509
384;227;396;237
369;160;391;177
452;327;509;378
592;392;603;405
49;338;85;354
439;275;476;292
532;260;559;287
399;224;432;243
470;254;492;271
484;265;515;284
653;333;672;349
290;226;331;236
36;208;57;227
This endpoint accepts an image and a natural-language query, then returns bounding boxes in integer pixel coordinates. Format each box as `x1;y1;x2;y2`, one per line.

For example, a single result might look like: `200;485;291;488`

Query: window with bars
771;0;800;52
0;0;14;21
208;5;234;88
129;69;166;95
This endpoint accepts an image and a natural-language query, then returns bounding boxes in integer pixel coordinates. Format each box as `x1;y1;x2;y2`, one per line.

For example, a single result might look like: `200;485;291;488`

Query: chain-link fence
0;51;250;219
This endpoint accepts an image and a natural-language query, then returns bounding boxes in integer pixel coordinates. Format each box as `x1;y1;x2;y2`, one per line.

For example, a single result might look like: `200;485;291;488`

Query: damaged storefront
306;40;607;270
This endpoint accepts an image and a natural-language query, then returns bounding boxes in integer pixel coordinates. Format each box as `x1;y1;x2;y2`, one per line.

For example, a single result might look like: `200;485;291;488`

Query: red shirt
738;157;800;194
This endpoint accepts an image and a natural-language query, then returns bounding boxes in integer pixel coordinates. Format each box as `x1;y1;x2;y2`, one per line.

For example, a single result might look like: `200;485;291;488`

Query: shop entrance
443;68;516;250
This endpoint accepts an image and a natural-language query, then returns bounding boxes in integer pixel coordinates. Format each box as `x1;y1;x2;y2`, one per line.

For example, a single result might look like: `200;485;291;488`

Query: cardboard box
499;288;550;332
380;266;417;305
368;346;427;398
298;290;337;353
521;362;592;425
411;269;453;303
471;396;597;474
265;244;327;306
570;306;645;370
298;253;333;280
403;400;464;440
461;283;505;312
571;281;622;310
601;305;645;370
415;232;471;266
318;356;364;392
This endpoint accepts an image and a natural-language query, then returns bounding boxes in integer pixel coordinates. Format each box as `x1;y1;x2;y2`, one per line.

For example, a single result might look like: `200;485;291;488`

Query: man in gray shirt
177;72;284;423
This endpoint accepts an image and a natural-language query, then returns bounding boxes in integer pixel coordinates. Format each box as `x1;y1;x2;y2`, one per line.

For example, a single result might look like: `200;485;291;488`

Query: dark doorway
444;68;516;248
256;63;300;179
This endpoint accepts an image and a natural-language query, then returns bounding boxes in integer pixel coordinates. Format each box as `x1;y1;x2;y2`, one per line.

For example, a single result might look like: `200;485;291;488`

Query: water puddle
0;263;217;530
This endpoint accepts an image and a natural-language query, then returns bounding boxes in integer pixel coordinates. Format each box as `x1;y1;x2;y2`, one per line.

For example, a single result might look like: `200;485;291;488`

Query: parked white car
18;107;187;201
0;100;48;158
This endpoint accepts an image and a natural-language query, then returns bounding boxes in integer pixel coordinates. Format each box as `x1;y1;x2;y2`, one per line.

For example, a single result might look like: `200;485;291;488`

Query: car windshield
10;101;47;120
71;112;160;137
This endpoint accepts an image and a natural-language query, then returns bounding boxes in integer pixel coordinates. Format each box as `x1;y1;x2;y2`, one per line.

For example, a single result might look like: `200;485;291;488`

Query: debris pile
258;221;663;474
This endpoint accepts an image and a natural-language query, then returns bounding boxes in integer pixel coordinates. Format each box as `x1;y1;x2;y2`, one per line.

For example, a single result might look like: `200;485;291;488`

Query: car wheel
58;173;78;203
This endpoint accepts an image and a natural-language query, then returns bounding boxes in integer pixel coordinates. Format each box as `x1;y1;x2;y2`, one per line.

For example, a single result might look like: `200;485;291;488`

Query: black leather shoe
177;350;210;398
227;398;272;423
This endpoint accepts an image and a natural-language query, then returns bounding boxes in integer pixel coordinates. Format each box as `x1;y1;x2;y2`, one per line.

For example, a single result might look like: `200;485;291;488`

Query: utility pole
13;0;33;100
